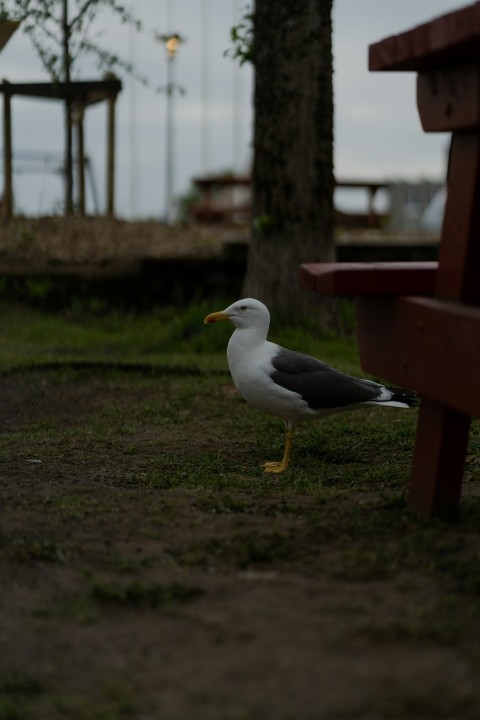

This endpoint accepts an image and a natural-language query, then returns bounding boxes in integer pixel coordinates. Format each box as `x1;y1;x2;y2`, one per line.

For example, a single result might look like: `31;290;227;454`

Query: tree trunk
243;0;335;317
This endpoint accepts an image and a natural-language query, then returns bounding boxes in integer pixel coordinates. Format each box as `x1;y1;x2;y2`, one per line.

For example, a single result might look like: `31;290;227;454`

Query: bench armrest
299;261;438;296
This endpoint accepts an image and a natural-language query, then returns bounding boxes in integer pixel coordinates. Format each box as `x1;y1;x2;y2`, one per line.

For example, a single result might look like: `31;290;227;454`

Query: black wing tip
388;387;419;407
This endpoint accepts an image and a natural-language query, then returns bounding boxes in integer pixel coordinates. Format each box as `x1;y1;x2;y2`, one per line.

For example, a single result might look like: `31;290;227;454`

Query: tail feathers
387;387;418;408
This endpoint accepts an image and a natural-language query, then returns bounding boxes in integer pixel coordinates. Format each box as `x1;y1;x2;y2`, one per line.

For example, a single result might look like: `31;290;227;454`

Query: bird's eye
240;305;248;312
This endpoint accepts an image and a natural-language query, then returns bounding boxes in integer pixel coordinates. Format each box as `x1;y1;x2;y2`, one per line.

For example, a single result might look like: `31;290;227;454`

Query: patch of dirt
1;371;480;719
0;216;248;274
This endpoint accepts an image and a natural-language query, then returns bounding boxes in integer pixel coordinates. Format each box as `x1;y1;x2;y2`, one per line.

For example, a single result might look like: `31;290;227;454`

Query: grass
1;300;480;719
0;299;359;373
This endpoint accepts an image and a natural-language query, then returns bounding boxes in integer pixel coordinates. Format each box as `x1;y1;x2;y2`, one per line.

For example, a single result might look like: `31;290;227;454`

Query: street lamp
157;32;184;223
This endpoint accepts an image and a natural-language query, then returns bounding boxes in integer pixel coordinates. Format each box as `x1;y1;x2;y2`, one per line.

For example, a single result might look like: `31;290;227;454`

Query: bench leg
407;398;471;520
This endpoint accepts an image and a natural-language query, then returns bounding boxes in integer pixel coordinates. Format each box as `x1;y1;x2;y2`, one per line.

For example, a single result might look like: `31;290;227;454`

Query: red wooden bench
300;2;480;520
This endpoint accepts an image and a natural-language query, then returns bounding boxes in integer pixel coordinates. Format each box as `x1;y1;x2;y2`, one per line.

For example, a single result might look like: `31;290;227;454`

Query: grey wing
270;348;383;409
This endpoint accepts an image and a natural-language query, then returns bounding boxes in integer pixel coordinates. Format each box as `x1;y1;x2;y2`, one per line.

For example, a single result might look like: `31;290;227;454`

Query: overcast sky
0;0;468;219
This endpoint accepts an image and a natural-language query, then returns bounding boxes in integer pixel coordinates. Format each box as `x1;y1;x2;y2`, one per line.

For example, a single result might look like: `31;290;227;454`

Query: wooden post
106;92;116;218
0;21;20;222
408;400;470;520
2;82;12;222
75;103;86;216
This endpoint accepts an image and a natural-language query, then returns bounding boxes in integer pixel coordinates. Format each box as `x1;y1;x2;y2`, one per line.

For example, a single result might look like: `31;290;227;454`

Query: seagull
204;298;417;473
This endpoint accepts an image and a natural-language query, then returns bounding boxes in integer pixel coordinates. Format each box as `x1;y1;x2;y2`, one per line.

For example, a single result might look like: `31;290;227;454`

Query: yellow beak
204;311;230;325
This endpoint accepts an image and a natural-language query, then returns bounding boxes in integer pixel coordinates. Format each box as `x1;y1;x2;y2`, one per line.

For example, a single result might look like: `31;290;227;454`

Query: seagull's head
204;298;270;330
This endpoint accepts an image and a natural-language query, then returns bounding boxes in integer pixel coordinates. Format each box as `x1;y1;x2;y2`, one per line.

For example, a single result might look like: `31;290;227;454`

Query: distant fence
188;173;444;233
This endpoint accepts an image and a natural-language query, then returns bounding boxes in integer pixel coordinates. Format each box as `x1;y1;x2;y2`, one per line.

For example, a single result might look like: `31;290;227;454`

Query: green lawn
1;301;480;719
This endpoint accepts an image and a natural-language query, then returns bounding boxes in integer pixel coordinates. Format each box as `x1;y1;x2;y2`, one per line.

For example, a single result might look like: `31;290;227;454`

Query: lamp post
157;33;183;224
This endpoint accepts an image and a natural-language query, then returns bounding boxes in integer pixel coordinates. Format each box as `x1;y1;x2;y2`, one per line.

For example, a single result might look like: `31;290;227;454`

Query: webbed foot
262;460;289;474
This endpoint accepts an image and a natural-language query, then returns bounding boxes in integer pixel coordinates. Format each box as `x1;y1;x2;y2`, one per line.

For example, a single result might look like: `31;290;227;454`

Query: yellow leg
263;429;294;474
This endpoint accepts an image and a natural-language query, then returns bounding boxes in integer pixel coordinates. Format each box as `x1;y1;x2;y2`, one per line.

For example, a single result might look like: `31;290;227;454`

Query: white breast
227;336;314;422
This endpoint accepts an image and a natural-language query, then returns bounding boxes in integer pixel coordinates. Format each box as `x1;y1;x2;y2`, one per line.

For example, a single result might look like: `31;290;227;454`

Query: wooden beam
417;63;480;132
355;295;480;417
0;79;122;105
75;104;86;216
106;93;116;217
0;19;20;52
369;3;480;73
299;262;438;296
